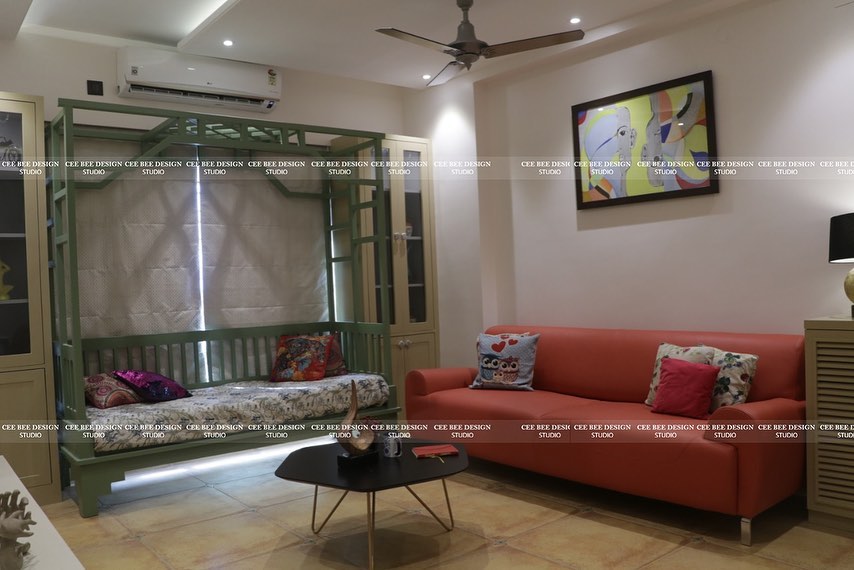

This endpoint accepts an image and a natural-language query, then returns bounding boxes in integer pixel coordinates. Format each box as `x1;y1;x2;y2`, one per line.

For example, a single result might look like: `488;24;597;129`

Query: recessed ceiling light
223;39;233;47
422;74;432;80
187;67;196;71
570;17;581;25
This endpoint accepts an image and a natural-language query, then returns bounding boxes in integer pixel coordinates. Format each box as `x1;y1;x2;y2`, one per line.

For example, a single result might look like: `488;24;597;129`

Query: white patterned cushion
708;348;758;410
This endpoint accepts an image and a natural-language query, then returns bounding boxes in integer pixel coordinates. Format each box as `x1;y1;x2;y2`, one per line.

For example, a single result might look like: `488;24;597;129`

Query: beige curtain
75;141;327;338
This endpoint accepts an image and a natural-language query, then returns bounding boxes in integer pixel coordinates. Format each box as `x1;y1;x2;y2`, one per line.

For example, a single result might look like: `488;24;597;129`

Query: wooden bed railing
56;321;391;422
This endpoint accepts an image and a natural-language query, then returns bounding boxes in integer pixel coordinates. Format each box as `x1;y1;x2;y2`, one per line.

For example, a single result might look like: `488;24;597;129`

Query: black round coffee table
275;439;468;569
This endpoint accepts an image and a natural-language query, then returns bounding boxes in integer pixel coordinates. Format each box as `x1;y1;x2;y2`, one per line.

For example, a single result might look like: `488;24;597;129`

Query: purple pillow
112;370;192;402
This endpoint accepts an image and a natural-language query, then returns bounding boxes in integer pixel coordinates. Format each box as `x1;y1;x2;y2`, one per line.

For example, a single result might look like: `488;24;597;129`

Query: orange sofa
406;325;806;545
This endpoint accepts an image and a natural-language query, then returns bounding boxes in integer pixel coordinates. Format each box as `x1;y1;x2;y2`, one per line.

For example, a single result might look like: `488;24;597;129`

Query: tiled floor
43;439;854;569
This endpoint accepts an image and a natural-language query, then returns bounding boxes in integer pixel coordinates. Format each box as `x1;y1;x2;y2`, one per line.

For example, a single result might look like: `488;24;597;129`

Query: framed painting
572;70;718;210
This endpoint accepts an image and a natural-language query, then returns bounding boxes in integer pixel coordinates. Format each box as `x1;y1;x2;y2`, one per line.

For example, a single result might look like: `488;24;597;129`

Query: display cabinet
805;316;854;532
0;92;60;504
332;135;439;395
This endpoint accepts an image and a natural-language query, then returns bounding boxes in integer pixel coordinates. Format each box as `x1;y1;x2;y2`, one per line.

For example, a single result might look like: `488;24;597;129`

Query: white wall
0;32;406;133
462;0;854;336
404;80;484;366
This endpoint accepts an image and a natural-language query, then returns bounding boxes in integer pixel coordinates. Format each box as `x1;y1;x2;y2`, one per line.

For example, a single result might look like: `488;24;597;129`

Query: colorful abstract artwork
572;71;718;209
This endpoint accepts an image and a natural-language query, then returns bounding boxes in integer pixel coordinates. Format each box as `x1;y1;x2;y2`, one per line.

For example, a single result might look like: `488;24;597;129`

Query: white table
0;456;83;569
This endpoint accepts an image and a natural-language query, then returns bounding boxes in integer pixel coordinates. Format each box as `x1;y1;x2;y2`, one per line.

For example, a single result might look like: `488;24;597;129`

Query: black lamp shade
829;213;854;263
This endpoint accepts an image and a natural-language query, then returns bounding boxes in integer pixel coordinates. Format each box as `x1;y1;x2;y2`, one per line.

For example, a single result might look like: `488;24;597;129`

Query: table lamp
829;212;854;317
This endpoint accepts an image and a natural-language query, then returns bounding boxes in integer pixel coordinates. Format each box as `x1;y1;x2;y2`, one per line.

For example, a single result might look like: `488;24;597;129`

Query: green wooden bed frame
48;100;396;516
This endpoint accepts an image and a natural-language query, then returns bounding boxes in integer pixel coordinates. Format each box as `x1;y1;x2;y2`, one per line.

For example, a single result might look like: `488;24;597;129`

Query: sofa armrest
704;398;806;518
405;368;477;397
705;397;806;425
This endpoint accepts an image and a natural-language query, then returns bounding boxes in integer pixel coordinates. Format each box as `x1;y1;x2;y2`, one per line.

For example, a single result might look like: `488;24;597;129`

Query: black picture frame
572;70;718;210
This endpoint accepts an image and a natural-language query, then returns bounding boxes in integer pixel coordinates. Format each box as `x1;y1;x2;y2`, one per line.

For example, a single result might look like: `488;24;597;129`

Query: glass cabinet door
384;139;433;333
399;147;428;326
360;138;434;333
0;99;43;366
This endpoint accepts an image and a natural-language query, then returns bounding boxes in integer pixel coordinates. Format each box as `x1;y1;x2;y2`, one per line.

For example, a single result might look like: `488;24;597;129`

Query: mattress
84;373;389;453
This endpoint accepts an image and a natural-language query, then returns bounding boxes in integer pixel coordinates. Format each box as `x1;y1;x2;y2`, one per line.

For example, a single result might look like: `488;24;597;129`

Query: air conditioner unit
117;47;280;113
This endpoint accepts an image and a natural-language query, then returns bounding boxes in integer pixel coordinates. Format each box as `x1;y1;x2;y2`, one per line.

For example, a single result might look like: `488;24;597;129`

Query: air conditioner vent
126;84;273;109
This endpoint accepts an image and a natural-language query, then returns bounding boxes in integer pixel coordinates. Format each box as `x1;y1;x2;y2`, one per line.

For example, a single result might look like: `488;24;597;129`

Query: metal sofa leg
740;516;752;546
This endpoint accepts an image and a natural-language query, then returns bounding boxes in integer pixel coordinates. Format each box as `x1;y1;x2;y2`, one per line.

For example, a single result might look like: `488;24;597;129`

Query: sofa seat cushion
412;387;596;421
537;400;738;514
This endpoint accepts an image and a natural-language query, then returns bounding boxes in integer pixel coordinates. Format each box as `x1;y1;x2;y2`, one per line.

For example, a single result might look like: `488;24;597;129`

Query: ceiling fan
377;0;584;87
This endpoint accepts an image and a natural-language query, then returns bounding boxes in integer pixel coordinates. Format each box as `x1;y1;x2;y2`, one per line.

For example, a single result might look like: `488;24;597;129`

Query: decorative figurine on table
336;380;377;467
0;489;35;570
0;259;12;301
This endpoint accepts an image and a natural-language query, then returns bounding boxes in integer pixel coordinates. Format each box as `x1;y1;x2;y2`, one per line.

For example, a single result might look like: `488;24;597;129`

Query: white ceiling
6;0;750;89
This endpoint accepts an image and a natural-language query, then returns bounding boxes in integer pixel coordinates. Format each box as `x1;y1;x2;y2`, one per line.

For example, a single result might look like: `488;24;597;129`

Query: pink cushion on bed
112;370;192;402
325;333;348;377
84;372;144;408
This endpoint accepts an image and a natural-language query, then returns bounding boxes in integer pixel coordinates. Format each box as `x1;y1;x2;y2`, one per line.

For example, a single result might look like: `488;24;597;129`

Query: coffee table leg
404;478;455;531
367;491;375;570
311;485;349;534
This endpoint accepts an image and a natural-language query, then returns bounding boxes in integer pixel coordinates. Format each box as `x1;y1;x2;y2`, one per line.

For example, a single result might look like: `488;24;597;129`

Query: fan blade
482;29;584;59
427;61;466;87
376;28;456;55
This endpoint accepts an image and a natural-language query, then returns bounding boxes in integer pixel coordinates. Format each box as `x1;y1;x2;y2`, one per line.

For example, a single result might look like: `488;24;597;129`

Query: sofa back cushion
485;325;804;403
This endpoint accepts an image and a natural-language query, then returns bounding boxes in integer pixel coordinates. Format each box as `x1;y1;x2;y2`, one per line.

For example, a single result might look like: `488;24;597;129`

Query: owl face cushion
471;332;540;390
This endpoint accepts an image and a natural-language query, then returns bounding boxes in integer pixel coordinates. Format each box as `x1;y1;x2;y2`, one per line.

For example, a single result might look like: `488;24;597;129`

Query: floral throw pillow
112;370;192;402
270;335;332;382
84;372;143;409
470;332;540;390
645;343;715;406
708;347;759;410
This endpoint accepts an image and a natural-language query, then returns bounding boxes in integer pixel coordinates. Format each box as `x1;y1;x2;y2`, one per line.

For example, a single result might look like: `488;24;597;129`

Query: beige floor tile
508;510;686;569
73;539;170;570
220;542;360;570
448;486;574;539
645;540;799;569
259;488;408;538
141;511;303;570
757;524;854;569
46;509;134;550
377;476;488;511
312;511;491;569
429;544;570;569
111;486;247;534
216;472;315;508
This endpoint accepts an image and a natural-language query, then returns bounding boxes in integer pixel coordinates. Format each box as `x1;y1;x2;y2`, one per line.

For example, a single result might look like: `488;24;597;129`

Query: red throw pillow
651;357;720;419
